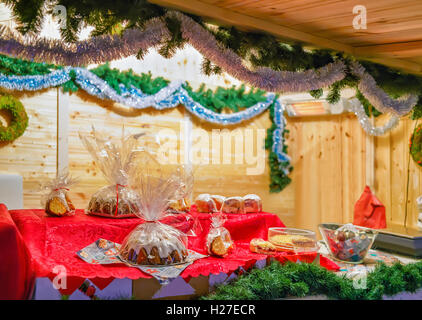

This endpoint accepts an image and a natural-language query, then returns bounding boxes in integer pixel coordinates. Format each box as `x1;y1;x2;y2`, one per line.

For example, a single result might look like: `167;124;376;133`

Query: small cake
195;194;217;213
243;194;262;213
211;195;225;211
221;196;245;214
250;238;277;254
46;192;75;217
207;227;233;257
119;224;188;265
87;185;140;218
167;198;190;214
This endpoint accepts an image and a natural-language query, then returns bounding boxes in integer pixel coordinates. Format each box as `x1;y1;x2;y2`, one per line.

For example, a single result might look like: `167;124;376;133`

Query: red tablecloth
0;204;339;298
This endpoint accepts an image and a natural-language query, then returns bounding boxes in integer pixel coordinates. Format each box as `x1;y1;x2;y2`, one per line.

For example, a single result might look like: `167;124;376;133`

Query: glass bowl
318;223;378;264
268;227;318;253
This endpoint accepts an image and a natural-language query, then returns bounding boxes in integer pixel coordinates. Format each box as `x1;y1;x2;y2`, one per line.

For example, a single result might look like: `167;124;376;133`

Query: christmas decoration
0;2;420;117
410;123;422;167
203;260;422;300
0;94;28;142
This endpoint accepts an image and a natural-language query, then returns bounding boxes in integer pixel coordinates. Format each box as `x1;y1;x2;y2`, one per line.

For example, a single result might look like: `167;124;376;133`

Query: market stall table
0;204;337;299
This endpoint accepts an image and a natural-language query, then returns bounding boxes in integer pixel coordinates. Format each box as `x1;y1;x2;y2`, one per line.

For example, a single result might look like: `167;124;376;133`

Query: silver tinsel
347;98;399;136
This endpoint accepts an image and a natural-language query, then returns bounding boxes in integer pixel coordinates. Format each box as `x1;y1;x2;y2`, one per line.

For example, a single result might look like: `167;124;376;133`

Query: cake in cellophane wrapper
119;152;193;266
194;193;217;213
166;165;193;214
221;196;245;214
206;212;234;257
42;169;77;217
243;194;262;213
79;127;143;218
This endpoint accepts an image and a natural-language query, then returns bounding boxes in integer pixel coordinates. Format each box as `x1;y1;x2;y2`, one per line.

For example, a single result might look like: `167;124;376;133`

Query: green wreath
410;123;422;166
0;95;28;142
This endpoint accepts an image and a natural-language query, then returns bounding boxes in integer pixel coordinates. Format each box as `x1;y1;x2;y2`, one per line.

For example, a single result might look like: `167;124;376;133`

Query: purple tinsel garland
351;61;418;116
0;11;417;116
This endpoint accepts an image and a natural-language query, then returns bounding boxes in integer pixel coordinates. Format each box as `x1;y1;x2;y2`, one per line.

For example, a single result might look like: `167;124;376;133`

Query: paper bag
353;186;386;229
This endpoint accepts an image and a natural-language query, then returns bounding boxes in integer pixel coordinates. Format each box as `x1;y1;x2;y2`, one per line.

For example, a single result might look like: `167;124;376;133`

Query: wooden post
57;88;69;173
365;117;375;189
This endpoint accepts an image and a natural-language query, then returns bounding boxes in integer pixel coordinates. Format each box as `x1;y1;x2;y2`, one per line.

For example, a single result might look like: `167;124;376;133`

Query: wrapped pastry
167;198;190;214
42;169;77;217
119;152;191;266
206;213;234;257
243;194;262;213
166;166;193;214
79;127;141;218
250;238;277;255
221;196;245;214
195;194;217;213
211;195;225;211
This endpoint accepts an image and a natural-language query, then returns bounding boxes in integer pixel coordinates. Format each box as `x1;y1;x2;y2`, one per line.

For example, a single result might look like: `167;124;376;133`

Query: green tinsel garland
202;260;422;300
0;94;28;142
4;0;422;118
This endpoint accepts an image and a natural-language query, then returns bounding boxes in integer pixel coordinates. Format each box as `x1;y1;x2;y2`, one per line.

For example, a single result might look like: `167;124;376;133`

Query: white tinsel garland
347;98;399;136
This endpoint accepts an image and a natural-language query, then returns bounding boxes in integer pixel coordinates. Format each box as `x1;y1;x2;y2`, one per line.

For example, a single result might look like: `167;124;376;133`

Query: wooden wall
0;89;57;208
374;115;421;230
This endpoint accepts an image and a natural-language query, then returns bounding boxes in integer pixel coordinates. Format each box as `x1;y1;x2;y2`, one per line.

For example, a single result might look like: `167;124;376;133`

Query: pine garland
3;0;422;118
202;260;422;300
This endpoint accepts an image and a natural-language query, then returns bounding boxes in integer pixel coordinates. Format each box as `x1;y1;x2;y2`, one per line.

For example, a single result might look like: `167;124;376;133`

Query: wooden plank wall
290;113;367;234
374;115;421;230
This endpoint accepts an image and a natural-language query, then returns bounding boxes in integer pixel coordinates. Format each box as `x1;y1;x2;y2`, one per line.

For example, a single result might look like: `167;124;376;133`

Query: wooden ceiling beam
148;0;422;75
149;0;352;52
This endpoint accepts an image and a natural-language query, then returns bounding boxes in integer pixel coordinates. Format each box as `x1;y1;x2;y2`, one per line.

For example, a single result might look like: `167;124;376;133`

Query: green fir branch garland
202;260;422;300
3;1;422;118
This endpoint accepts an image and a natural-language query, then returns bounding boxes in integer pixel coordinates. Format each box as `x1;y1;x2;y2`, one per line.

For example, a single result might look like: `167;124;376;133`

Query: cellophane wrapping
79;127;142;218
166;164;194;214
41;169;77;217
206;212;234;257
119;152;192;265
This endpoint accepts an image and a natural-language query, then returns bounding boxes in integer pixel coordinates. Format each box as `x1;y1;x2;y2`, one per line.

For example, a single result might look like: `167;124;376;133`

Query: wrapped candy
79;127;142;218
243;194;262;213
42;169;77;217
119;152;191;265
206;212;234;257
195;194;217;213
221;196;245;214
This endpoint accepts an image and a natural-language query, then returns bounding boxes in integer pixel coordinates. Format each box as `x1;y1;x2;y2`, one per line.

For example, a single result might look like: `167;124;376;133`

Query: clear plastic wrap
166;164;193;214
119;152;191;265
243;194;262;213
41;169;77;217
79;127;142;218
195;193;217;213
211;195;226;211
206;213;234;257
221;196;245;214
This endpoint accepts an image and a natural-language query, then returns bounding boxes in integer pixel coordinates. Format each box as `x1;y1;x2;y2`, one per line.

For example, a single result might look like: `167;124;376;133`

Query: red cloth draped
0;204;35;300
1;206;339;298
